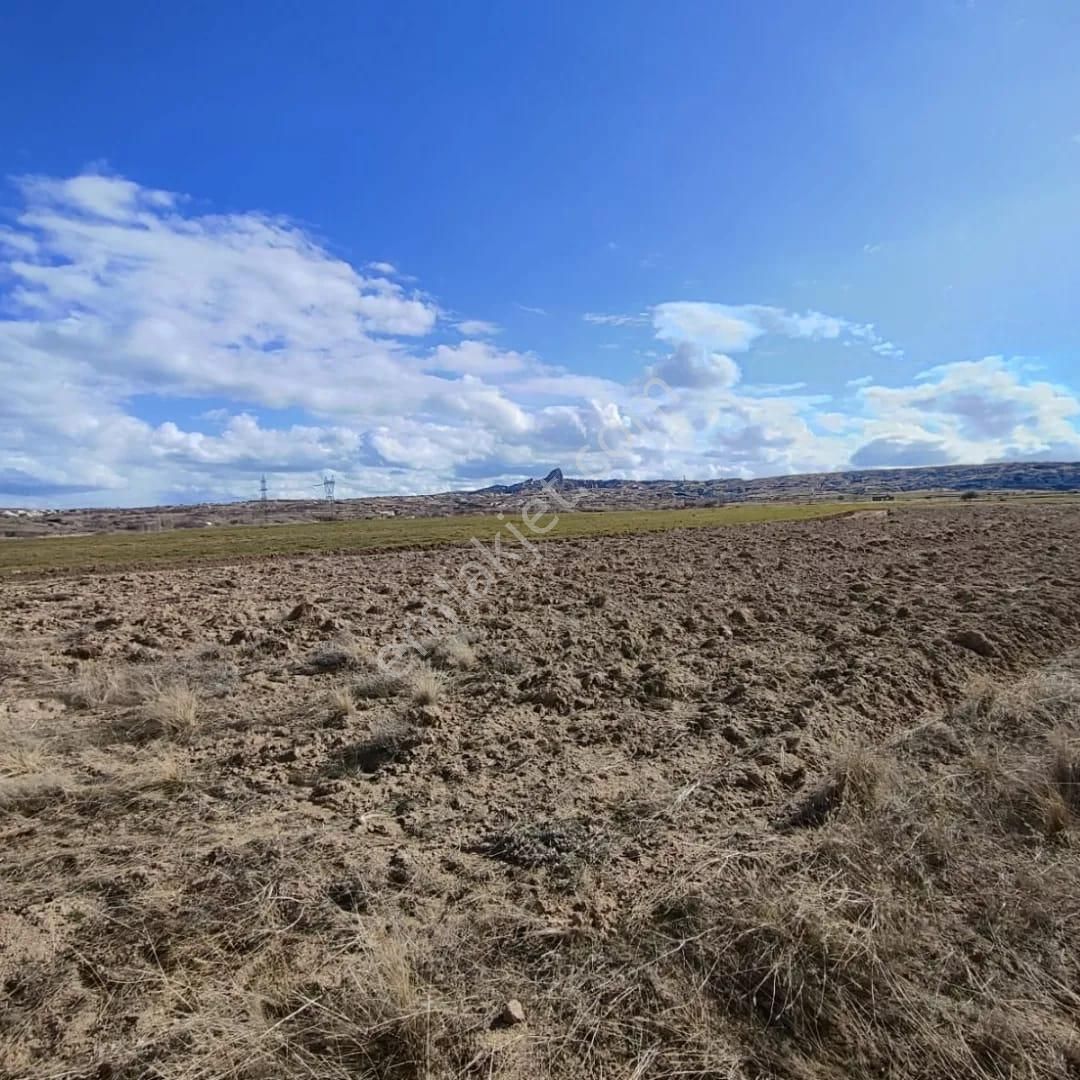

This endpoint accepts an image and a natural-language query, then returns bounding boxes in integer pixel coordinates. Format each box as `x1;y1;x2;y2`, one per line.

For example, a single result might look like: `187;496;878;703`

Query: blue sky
2;1;1079;505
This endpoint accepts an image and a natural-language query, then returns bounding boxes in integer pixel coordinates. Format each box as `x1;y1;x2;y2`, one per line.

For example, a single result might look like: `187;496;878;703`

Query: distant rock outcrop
472;461;1080;500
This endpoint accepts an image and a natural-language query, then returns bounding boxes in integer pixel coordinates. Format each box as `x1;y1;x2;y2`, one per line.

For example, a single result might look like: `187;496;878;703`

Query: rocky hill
2;461;1077;539
474;460;1080;499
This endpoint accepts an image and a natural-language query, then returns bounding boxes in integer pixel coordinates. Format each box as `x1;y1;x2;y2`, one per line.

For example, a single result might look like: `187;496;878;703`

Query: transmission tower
322;473;336;503
260;475;268;502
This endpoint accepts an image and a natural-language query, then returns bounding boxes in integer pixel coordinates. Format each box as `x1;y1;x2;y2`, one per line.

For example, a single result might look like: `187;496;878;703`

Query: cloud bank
1;173;1078;506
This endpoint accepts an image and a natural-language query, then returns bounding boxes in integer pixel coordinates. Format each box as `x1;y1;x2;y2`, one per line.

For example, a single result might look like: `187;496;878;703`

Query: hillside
475;460;1080;498
2;460;1077;540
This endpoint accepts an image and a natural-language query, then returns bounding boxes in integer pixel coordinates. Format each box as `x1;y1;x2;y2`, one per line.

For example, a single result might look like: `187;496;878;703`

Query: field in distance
0;501;869;575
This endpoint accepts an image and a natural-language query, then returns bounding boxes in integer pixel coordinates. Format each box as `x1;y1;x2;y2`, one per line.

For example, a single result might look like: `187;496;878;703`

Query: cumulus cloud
428;340;532;376
652;301;900;359
850;436;956;468
652;302;768;352
859;358;1080;446
648;343;740;389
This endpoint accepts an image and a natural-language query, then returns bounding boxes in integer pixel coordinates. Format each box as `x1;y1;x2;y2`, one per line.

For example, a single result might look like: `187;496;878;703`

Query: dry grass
0;771;73;815
326;683;357;720
0;714;69;815
957;663;1080;733
9;623;1080;1078
58;663;207;747
258;931;480;1079
409;665;446;705
781;744;892;828
142;680;199;739
63;660;140;709
968;729;1080;838
420;635;477;671
9;665;1080;1078
0;732;47;779
76;742;193;804
959;662;1080;838
301;634;370;674
636;737;1080;1076
352;669;410;701
0;501;867;576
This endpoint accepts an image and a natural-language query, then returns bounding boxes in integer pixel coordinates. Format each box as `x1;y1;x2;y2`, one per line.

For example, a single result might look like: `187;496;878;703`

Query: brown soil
3;503;1080;1079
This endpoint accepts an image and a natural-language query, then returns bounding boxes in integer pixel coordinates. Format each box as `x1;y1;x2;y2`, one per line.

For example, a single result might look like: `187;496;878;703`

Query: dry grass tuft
63;661;139;709
420;635;477;671
653;872;893;1040
76;743;192;804
349;663;444;708
300;634;370;674
0;735;47;780
326;683;357;720
145;680;199;737
957;663;1080;734
262;931;479;1079
1047;729;1080;812
409;665;446;705
105;678;201;743
352;669;410;701
0;772;72;815
0;715;68;814
969;727;1080;838
955;658;1080;837
782;745;891;828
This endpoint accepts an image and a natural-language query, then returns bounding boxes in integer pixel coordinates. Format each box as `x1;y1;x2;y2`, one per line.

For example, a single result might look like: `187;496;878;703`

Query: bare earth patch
2;502;1080;1078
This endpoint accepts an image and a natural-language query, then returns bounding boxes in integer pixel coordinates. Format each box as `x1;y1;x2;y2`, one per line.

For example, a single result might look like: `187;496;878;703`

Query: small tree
960;490;978;501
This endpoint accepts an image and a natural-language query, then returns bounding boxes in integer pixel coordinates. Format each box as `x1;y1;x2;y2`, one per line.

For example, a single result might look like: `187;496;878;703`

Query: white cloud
1;172;1077;506
23;172;177;220
652;302;903;360
816;412;851;433
428;340;532;376
648;343;740;389
455;319;501;336
583;312;648;327
652;302;766;352
850;436;956;468
860;357;1080;443
851;358;1080;466
514;302;548;316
